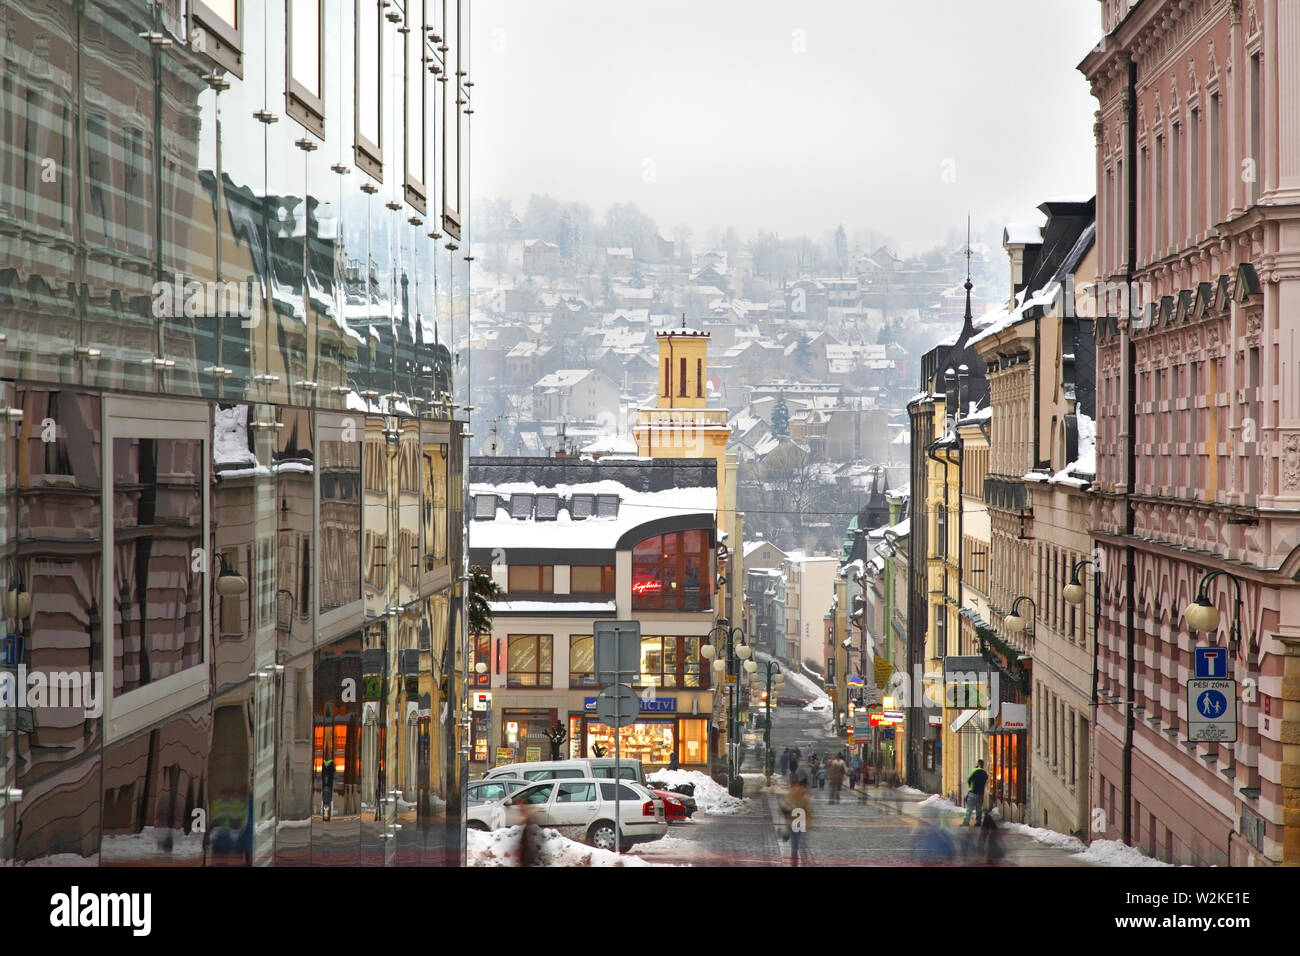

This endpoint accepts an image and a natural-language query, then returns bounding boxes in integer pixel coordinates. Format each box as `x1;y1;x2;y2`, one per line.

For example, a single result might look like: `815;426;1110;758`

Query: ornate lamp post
701;618;749;796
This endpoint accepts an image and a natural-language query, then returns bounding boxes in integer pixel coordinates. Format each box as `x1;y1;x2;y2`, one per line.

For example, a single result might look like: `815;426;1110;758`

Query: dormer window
596;494;620;518
509;494;534;519
534;493;559;520
570;494;595;520
472;494;498;520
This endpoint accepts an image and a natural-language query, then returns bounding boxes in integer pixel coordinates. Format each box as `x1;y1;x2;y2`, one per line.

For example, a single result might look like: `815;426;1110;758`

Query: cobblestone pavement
630;701;1095;867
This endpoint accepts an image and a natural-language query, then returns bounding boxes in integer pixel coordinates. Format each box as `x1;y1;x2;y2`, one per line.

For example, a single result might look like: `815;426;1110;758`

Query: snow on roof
534;369;594;389
743;539;783;558
581;434;638;455
1050;411;1095;486
957;406;993;425
1004;222;1043;245
468;480;716;551
489;599;617;614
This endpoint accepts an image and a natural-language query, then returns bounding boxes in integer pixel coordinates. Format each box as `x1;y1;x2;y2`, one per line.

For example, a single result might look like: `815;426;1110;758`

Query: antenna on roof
681;312;687;329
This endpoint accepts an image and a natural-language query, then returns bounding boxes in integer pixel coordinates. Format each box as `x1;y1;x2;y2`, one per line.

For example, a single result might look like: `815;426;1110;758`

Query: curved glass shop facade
0;0;473;866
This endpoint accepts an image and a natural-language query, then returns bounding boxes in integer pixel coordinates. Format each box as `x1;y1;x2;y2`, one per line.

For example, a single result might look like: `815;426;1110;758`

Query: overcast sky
470;1;1103;251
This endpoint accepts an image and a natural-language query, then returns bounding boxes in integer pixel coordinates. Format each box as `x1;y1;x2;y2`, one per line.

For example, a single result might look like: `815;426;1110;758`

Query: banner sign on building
584;696;677;713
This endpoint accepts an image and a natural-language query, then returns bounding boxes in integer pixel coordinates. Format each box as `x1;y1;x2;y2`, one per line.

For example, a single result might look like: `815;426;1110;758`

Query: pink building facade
1082;0;1300;865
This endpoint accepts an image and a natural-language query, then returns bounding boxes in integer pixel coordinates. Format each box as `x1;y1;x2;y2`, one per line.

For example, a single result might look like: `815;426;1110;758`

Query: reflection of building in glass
0;0;470;866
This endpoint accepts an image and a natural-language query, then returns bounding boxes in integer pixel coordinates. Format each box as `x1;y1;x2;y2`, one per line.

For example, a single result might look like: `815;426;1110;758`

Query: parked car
645;778;697;818
777;696;810;707
483;758;644;785
466;778;667;850
647;786;690;822
467;777;532;807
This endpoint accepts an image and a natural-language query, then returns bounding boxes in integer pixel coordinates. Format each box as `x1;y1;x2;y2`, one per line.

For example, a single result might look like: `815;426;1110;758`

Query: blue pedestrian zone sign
1186;678;1236;743
1194;646;1228;679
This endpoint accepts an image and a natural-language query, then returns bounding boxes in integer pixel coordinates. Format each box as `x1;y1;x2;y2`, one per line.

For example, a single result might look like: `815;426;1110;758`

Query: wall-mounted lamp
1183;569;1249;652
215;553;249;596
1003;595;1036;637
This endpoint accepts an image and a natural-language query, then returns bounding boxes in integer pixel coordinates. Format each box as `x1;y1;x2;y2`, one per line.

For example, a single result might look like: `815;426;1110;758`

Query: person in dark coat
980;808;1006;864
668;750;680;771
321;758;335;821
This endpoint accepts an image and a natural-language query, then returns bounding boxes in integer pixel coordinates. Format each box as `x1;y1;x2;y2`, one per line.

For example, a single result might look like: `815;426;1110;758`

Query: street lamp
705;619;748;796
1183;569;1249;651
757;661;786;778
1002;596;1036;638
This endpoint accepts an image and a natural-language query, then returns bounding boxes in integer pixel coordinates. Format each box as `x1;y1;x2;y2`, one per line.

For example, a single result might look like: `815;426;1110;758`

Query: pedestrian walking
827;752;846;803
321;757;335;821
914;810;957;865
963;759;989;826
817;765;826;790
848;754;862;790
980;807;1006;865
668;750;680;771
779;773;813;866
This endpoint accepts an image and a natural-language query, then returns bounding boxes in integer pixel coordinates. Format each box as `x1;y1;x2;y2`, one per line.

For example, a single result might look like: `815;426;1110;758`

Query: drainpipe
1121;53;1138;848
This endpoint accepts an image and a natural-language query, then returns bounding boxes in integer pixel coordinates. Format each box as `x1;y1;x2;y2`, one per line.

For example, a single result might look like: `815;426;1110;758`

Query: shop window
507;565;553;594
570;565;613;596
506;635;552;688
286;0;325;136
584;719;676;768
632;530;711;611
678;718;707;765
569;635;596;687
635;635;703;688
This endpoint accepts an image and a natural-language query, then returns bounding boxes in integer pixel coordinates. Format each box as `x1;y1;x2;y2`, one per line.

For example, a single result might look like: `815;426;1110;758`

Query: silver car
467;777;532;807
466;777;667;850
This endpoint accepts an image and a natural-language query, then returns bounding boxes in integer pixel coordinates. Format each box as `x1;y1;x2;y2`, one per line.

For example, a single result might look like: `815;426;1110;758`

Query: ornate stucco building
1082;0;1300;865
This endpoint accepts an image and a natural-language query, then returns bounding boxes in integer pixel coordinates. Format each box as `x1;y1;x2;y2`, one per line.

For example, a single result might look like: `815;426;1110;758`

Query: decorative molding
1284;433;1300;492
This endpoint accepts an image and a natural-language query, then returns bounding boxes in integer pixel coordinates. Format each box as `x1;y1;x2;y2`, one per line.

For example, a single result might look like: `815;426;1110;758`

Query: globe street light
1002;595;1036;637
1183;569;1248;651
708;619;748;796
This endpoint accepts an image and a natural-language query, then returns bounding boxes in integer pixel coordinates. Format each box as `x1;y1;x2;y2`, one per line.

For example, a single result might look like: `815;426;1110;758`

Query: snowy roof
489;599;617;614
1004;222;1044;246
469;474;716;552
534;369;595;389
581;434;638;455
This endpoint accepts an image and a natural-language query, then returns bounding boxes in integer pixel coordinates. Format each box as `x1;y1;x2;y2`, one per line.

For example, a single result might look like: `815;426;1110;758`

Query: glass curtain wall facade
0;0;472;866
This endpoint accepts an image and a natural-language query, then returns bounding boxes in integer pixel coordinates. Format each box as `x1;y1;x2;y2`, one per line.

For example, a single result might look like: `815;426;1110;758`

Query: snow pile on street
999;822;1087;852
802;698;831;713
1071;839;1173;867
896;785;928;796
918;794;961;814
646;769;749;815
467;825;658;867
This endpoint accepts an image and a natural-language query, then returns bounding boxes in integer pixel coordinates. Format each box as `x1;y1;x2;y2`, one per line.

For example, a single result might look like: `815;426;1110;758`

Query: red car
648;787;691;823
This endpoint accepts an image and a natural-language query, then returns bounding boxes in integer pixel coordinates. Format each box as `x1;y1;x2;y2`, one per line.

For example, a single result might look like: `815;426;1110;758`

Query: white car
466;777;667;851
806;698;832;712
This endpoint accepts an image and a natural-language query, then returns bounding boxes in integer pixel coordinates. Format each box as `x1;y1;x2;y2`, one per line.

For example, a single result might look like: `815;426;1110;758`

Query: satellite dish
482;433;505;457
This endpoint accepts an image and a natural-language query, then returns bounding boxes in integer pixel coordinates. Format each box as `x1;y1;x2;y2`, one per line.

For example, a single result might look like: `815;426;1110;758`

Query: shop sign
525;746;542;762
868;714;894;727
495;748;514;766
584;696;677;713
883;710;904;721
927;714;943;727
999;702;1027;729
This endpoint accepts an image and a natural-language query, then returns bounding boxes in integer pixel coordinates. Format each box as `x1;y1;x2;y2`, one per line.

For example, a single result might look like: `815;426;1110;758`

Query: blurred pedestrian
817;764;826;790
827;752;846;803
780;773;813;866
668;750;680;772
915;809;957;865
981;807;1006;865
848;753;862;790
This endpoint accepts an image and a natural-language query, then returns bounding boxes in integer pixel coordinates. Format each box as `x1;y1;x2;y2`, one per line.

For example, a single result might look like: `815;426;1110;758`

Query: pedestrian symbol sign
1194;647;1227;679
1186;678;1236;742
